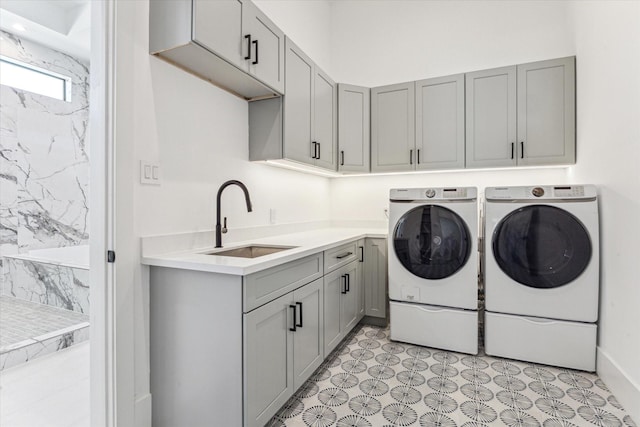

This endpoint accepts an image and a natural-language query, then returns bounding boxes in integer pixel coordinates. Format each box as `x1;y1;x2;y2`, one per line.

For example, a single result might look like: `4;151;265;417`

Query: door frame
90;1;116;426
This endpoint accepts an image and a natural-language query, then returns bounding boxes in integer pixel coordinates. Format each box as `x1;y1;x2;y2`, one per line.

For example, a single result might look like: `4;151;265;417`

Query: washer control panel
486;185;595;201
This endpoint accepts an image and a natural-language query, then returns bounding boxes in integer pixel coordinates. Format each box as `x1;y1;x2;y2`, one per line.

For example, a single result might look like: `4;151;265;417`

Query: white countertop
141;228;387;275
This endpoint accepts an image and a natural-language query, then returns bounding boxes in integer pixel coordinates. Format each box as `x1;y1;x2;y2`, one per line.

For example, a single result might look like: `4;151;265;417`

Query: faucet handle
222;217;228;234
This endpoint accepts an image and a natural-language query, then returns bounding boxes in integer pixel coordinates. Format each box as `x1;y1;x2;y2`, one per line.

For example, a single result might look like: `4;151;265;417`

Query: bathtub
1;245;90;314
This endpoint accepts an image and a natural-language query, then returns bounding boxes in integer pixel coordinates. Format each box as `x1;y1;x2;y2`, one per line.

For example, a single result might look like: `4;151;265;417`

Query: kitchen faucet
215;180;253;248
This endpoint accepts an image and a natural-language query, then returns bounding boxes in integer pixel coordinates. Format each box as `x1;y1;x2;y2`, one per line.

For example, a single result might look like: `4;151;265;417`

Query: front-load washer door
492;205;592;289
393;205;471;279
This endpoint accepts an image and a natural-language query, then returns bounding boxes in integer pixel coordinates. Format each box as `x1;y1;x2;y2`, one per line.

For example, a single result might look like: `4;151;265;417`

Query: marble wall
0;30;90;299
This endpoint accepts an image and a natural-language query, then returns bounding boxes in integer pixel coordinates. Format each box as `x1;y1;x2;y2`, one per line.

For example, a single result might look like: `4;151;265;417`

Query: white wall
330;0;574;86
568;1;640;421
112;1;333;425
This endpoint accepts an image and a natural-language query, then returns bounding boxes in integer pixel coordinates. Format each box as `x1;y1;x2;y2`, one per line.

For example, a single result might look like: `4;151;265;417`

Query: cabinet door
517;57;575;166
338;84;370;173
243;1;285;93
283;38;314;165
341;262;360;333
357;240;366;320
371;82;416;172
465;66;517;168
313;67;337;170
364;238;388;319
292;278;324;390
323;268;343;356
192;0;244;68
416;74;465;170
244;292;293;427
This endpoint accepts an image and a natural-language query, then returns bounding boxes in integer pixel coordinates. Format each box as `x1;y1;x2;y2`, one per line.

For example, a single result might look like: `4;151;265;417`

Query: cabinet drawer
324;241;359;273
244;253;323;313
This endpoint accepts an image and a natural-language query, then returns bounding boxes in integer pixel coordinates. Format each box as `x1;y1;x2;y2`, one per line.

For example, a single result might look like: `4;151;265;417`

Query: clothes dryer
389;187;478;354
484;185;599;371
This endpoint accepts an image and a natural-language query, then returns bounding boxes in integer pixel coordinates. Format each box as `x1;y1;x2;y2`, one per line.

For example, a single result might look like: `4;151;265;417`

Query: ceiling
0;0;90;61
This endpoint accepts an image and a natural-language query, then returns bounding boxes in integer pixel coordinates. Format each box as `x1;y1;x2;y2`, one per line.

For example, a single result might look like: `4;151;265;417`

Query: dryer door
393;205;471;279
492;205;592;289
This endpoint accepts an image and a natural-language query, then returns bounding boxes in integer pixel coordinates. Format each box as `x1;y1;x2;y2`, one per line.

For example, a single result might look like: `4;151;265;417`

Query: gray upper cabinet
150;0;284;99
517;57;575;166
465;66;518;168
415;74;466;170
338;84;371;173
284;38;336;170
243;1;286;94
250;38;337;171
466;57;575;168
371;82;416;172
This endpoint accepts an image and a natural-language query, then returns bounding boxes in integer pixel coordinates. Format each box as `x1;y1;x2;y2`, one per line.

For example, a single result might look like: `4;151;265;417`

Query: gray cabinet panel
323;268;343;356
324;240;359;273
314;69;338;170
243;1;285;94
244;253;323;313
465;66;517;168
416;74;465;170
192;0;244;68
357;240;365;320
284;41;314;164
371;82;416;172
338;84;370;173
364;238;387;319
517;57;575;165
292;278;324;389
341;262;359;333
244;292;294;427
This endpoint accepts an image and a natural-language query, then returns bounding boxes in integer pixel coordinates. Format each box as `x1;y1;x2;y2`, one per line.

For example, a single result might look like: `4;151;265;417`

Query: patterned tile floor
269;324;636;427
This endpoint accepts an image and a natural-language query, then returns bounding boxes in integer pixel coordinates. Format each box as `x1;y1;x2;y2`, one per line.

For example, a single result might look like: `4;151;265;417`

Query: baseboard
597;346;640;425
134;393;152;427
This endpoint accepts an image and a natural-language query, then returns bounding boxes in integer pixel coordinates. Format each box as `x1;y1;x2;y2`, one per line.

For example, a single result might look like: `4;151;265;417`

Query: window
0;56;72;102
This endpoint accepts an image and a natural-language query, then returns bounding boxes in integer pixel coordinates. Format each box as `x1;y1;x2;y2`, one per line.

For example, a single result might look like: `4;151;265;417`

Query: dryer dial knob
532;187;545;197
425;189;436;198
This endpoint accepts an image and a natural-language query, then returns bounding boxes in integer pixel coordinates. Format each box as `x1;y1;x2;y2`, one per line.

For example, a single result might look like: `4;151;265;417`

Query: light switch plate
140;160;161;185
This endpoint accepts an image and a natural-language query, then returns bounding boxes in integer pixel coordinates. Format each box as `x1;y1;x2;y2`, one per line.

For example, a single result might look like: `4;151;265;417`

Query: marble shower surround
0;30;90;296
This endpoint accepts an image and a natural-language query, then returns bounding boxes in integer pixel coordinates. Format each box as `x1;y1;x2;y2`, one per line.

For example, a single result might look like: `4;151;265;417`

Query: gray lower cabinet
363;238;388;320
466;56;575;168
338;84;370;173
323;260;361;355
244;278;323;427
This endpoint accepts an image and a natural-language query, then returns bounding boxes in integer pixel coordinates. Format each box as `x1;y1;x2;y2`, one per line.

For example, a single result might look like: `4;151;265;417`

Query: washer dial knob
425;189;436;198
532;187;545;197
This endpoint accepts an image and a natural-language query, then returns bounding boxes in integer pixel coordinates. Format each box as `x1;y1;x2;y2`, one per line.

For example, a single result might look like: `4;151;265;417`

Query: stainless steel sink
206;245;296;258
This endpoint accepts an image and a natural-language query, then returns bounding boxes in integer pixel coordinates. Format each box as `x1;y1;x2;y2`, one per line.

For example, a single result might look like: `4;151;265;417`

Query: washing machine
389;187;478;355
483;185;599;371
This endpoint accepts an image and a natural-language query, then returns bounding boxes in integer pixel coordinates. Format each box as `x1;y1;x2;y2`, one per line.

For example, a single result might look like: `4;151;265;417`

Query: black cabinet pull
289;305;297;331
341;275;347;294
311;142;317;159
410;149;413;165
336;251;353;259
511;142;515;159
417;149;420;164
359;246;364;263
345;273;350;292
520;141;524;159
295;302;303;327
340;150;345;166
244;34;251;60
317;142;321;159
252;39;259;65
